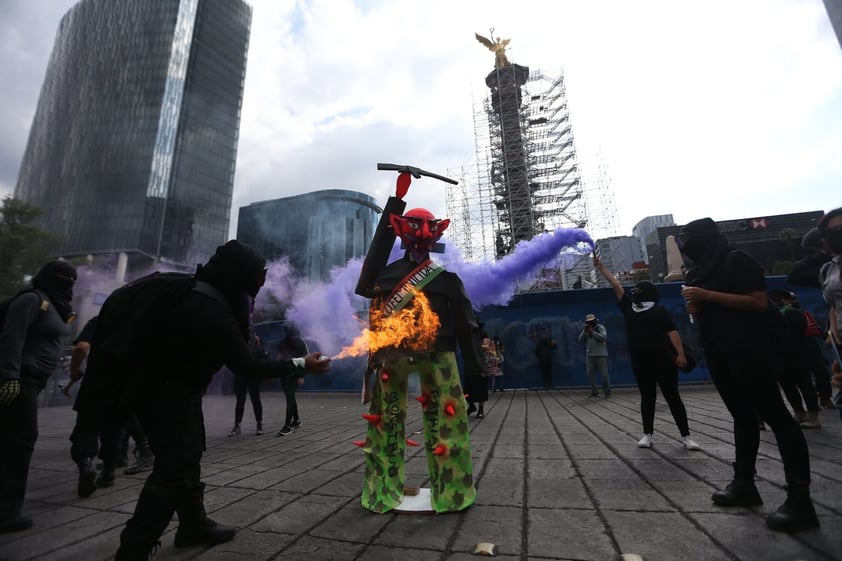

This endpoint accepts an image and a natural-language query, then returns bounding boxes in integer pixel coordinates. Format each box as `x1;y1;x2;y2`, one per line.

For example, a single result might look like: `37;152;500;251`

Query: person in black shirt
767;290;821;429
81;241;330;560
534;334;558;390
69;316;156;498
276;325;308;435
228;323;268;437
679;218;817;533
595;255;700;450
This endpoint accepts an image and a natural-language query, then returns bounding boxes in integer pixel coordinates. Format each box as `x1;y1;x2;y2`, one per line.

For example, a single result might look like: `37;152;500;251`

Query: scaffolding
448;60;613;291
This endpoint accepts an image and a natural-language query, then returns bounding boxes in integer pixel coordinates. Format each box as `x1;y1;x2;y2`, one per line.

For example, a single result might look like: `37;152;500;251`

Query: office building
593;235;646;285
14;0;252;272
633;214;675;263
647;211;823;280
237;190;381;281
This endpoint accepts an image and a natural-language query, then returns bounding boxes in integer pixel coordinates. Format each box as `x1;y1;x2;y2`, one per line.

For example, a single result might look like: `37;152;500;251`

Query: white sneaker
637;433;653;448
682;436;701;451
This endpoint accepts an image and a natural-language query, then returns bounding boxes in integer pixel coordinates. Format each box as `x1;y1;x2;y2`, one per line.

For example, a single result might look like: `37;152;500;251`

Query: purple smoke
273;226;592;355
285;258;369;356
445;227;594;307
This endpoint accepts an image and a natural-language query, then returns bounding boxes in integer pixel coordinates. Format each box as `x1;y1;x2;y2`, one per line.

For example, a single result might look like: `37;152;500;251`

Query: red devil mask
390;208;450;263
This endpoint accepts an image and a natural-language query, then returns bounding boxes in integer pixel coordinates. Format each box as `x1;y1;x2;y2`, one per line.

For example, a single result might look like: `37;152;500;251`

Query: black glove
0;379;21;406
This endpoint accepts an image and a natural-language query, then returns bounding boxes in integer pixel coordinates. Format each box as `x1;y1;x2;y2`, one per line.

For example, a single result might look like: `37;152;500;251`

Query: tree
0;196;62;300
778;227;800;262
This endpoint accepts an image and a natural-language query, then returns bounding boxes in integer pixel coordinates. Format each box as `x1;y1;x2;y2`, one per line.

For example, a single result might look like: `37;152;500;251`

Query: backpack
77;272;197;413
0;289;49;331
802;310;823;338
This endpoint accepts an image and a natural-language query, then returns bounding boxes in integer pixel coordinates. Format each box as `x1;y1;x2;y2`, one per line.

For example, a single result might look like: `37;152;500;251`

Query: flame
334;290;440;359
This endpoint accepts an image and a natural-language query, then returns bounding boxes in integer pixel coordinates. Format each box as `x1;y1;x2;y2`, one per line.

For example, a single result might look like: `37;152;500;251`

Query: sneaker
819;396;836;409
277;425;292;436
638;433;653;448
228;425;241;437
792;410;806;424
290;420;301;429
124;454;154;475
588;393;600;398
799;410;821;429
256;422;263;436
682;436;702;451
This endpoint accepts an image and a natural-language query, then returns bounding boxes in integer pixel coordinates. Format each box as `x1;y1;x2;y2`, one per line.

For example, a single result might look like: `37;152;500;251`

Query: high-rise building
237;190;381;282
14;0;252;272
633;215;675;263
647;211;823;281
594;235;646;281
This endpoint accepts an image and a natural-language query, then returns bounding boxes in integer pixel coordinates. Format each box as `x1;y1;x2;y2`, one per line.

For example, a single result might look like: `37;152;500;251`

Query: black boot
114;541;159;561
477;405;485;419
76;458;97;498
765;483;820;532
97;461;116;488
711;464;762;506
0;514;33;533
116;483;178;560
174;483;236;547
466;403;477;416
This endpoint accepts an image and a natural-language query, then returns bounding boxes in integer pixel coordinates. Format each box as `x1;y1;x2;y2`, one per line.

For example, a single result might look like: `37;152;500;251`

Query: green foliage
0;196;62;300
771;260;794;276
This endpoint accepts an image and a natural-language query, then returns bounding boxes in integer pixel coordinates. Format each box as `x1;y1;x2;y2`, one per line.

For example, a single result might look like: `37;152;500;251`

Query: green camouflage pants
361;351;476;513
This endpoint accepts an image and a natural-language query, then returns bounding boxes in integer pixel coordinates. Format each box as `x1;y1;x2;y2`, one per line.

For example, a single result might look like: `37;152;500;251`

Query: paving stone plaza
1;386;840;561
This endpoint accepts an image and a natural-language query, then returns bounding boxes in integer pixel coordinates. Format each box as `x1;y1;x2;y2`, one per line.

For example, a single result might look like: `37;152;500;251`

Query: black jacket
356;196;485;375
79;280;303;412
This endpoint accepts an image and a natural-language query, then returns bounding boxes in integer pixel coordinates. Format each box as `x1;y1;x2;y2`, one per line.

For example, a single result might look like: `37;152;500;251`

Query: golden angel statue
475;32;511;68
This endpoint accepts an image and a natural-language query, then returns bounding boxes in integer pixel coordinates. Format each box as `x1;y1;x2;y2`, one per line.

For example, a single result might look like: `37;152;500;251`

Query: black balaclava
31;260;77;323
195;240;266;338
679;218;733;284
632;281;659;304
679;218;721;262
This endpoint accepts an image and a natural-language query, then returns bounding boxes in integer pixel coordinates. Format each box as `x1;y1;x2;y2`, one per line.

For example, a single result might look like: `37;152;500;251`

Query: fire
334;290;440;359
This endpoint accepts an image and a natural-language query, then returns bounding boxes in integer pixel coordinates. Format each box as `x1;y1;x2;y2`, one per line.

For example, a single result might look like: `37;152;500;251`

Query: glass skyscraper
14;0;251;270
237;190;381;282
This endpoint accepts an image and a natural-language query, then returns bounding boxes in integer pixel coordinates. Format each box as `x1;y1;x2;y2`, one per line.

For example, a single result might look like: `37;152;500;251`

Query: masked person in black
594;255;700;450
678;218;818;533
0;260;77;533
80;241;330;560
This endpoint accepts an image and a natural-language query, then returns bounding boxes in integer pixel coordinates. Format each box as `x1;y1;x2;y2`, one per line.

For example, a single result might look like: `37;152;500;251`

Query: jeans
586;356;611;395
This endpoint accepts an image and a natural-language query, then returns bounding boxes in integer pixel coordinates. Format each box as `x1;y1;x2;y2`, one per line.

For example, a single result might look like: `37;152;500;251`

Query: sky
1;0;841;243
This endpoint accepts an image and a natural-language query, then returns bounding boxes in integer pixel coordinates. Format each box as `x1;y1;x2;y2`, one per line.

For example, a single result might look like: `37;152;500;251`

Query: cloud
1;0;840;243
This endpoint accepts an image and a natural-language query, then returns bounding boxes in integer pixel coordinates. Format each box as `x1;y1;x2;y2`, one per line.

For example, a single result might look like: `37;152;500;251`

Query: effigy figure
354;164;486;514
